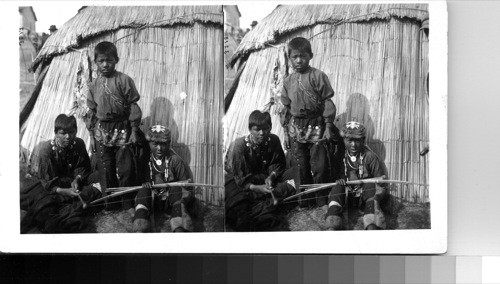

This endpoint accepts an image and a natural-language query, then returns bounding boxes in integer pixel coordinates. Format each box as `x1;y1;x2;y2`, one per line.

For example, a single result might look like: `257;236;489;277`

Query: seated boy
325;122;388;230
225;110;296;231
21;114;102;233
279;37;342;208
133;125;193;233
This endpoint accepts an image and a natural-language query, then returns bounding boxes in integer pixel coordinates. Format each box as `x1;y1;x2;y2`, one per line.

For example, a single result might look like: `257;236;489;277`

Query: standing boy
225;110;296;231
133;125;193;233
280;37;341;207
86;41;142;213
325;121;388;230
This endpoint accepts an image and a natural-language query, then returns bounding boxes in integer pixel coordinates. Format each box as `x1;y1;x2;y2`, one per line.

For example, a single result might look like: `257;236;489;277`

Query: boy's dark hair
54;114;77;133
288;37;313;56
94;41;119;61
248;110;272;130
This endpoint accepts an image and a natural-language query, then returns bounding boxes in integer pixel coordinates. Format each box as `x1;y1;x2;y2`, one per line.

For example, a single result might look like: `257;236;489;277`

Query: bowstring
83;189;224;209
272;183;407;206
86;182;411;209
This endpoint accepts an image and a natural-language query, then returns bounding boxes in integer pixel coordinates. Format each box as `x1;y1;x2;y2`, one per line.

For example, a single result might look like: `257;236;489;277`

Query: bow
90;181;224;206
282;176;409;203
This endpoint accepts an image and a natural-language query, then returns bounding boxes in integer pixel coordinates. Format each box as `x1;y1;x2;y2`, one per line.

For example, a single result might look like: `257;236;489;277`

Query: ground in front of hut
285;195;430;231
224;195;430;232
80;202;224;233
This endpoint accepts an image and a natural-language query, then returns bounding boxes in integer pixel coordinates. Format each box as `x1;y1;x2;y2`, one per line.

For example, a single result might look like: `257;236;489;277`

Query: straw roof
32;5;223;71
225;4;429;203
230;4;428;65
21;6;224;206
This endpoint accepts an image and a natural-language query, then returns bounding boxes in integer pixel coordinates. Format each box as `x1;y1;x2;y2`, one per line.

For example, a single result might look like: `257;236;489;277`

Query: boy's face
249;124;271;145
95;53;117;77
289;49;312;73
55;128;76;148
343;137;364;155
149;141;169;159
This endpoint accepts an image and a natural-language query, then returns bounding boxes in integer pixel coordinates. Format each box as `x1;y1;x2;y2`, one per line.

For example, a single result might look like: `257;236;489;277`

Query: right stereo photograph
223;3;437;238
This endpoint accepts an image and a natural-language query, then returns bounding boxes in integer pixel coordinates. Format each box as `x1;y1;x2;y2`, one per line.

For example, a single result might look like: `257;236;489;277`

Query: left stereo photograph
19;5;225;234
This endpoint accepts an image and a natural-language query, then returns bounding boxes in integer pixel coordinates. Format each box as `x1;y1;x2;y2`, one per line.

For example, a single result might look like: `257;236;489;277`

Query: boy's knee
375;185;388;201
328;184;345;201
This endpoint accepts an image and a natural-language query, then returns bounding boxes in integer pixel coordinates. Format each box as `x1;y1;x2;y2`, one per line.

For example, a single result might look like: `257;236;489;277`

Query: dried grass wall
225;18;429;203
21;23;224;206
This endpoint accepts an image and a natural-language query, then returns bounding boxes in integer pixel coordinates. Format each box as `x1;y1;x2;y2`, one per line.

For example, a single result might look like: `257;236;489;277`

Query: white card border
1;0;447;254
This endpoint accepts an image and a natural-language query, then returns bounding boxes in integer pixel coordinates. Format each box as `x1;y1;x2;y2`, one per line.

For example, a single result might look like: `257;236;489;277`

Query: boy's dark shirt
280;67;336;126
341;148;385;184
139;148;191;185
86;71;142;131
225;133;286;190
36;137;91;192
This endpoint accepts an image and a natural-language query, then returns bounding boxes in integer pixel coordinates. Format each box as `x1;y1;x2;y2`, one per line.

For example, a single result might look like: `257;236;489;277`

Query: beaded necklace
149;153;170;183
245;135;271;169
51;138;75;152
344;151;364;179
51;138;77;171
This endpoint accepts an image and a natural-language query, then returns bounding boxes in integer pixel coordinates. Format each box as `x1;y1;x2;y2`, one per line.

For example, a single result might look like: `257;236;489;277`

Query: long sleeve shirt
280;67;336;126
140;149;191;185
86;71;142;132
341;148;386;184
35;138;91;192
225;134;286;190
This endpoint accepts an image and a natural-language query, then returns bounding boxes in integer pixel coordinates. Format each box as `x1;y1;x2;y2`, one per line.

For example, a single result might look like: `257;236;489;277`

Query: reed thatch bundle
225;4;429;203
20;6;224;206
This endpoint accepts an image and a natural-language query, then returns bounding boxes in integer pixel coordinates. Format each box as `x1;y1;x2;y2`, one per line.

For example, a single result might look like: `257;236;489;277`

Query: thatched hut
225;4;429;203
20;6;224;206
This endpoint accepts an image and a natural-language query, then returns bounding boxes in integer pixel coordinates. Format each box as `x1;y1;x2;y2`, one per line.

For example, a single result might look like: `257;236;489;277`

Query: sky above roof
31;4;81;34
237;2;277;30
31;3;277;34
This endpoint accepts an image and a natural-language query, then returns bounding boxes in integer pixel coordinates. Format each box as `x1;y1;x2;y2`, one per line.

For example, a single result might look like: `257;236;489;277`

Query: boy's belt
94;123;129;147
289;119;324;143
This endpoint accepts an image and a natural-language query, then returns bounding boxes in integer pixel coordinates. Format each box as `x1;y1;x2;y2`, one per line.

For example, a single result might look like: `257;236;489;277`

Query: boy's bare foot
133;218;150;232
173;227;189;233
365;224;380;230
325;215;343;230
127;208;135;218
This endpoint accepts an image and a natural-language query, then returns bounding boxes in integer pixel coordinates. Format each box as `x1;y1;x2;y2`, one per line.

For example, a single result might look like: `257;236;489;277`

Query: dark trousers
225;169;296;231
97;143;136;209
21;182;101;233
327;183;387;229
292;140;330;206
135;186;194;231
135;187;193;215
